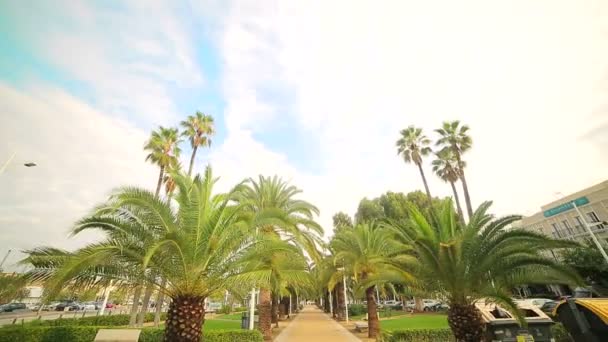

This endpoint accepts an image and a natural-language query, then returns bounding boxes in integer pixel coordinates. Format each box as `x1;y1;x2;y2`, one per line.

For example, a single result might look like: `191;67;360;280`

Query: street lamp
572;201;608;264
0;152;36;174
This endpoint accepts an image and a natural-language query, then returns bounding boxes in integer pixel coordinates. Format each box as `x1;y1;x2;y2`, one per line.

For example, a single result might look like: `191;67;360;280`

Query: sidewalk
274;305;359;342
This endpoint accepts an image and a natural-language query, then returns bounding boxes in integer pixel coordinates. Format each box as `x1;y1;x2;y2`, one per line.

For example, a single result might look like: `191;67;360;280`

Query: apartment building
520;180;608;246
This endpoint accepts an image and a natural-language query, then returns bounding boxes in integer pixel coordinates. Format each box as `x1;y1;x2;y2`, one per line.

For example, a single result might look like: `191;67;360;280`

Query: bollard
59;314;63;319
11;318;17;325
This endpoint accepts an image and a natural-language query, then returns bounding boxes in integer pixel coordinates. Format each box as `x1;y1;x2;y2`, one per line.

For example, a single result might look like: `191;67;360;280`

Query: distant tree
354;198;384;224
332;212;353;234
180;111;215;177
432;150;465;223
396;126;433;203
562;245;608;290
435;121;473;219
0;274;29;303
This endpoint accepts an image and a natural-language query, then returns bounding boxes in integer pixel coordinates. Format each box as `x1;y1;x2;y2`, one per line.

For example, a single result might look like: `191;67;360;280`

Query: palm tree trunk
336;282;345;321
447;303;483;342
153;278;167;326
164;295;205;342
456;155;473;219
155;166;165;197
279;296;288;321
187;145;198;177
365;286;379;338
137;284;154;326
129;285;142;327
257;288;272;340
450;181;465;225
417;163;433;201
271;294;278;326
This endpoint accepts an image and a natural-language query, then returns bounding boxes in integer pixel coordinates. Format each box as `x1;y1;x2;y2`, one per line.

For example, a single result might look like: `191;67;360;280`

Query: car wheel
423;307;429;312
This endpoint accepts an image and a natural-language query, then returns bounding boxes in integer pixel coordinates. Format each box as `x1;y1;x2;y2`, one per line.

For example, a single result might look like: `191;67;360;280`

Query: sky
1;0;607;271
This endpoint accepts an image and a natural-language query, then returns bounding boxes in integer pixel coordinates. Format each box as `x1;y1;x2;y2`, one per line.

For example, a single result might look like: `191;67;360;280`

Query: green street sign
543;197;589;218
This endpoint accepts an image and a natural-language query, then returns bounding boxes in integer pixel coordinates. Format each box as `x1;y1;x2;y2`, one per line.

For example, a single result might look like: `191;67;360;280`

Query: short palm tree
181;111;214;177
432;150;464;223
144;126;181;196
388;201;581;342
238;175;323;340
35;168;257;342
396;126;433;202
331;223;416;339
435;121;473;219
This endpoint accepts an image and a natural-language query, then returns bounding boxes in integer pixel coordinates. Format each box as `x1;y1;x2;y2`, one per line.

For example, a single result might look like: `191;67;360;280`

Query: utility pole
572;201;608;264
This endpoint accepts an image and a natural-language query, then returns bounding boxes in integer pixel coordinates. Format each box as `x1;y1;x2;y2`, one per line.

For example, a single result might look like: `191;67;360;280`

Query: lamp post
572;201;608;264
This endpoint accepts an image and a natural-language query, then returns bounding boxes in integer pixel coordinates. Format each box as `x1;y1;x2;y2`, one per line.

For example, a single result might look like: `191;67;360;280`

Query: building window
562;220;573;235
574;216;584;232
551;223;561;238
586;211;600;223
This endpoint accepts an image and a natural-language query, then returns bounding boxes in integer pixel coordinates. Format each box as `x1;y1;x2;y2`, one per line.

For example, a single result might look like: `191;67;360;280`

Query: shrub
216;305;232;314
0;326;263;342
20;313;168;327
551;323;574;342
0;326;99;342
381;329;455;342
348;304;367;316
232;306;248;312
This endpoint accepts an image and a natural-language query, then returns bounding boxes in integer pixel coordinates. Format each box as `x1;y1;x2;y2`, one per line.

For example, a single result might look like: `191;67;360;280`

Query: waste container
475;301;554;341
241;312;249;329
553;298;608;342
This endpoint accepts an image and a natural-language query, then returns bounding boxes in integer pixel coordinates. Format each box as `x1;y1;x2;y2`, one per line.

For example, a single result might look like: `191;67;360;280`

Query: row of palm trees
318;201;581;340
396;120;473;221
23;111;324;341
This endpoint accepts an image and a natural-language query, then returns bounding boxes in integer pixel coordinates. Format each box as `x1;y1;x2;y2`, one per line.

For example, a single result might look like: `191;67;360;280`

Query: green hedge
0;326;262;342
348;304;367;316
21;313;167;327
551;323;574;342
381;329;455;342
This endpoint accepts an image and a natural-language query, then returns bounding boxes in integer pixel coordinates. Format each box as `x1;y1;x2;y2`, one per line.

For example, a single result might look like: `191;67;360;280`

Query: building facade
520;180;608;247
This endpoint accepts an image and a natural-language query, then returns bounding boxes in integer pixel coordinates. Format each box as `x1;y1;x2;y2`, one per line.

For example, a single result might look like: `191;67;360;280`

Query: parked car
105;303;115;309
81;302;97;311
55;301;82;311
1;303;26;312
383;300;401;306
422;299;440;311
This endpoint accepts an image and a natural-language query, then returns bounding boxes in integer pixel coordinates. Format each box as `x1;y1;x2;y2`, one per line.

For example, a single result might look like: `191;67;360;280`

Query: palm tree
388;201;581;342
35;168;259;342
331;223;416;339
432;150;464;223
144;126;181;196
435;121;473;219
180;111;214;177
238;175;323;340
396;126;433;202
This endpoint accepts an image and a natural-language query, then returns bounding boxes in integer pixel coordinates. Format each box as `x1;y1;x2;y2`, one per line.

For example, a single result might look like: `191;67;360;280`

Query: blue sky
1;0;607;270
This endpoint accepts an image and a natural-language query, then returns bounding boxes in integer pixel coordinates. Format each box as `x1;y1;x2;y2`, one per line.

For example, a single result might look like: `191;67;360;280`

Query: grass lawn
214;312;244;321
204;319;241;330
158;319;240;331
380;314;448;331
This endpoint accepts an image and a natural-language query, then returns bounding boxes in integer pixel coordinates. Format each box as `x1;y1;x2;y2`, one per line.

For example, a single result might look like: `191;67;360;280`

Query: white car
383;300;401;306
81;302;98;311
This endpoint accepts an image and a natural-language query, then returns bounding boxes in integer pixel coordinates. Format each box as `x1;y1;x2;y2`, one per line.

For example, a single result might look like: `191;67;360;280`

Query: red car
105;303;115;309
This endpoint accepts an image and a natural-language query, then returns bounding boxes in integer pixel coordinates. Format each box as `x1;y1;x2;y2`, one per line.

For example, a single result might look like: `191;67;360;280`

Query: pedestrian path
274;305;359;342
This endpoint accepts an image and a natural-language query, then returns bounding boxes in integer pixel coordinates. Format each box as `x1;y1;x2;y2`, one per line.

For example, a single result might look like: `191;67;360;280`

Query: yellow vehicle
553;298;608;342
475;301;554;341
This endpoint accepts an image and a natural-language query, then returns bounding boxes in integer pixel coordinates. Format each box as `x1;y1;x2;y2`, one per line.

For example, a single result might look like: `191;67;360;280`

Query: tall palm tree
35;168;261;342
238;175;323;340
180;111;214;177
144;126;181;196
435;121;473;219
432;150;464;223
388;201;581;342
396;126;433;202
331;223;416;339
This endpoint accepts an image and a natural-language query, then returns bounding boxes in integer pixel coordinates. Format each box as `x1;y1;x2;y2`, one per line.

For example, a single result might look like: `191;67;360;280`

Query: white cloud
210;0;608;233
5;0;202;125
0;83;158;271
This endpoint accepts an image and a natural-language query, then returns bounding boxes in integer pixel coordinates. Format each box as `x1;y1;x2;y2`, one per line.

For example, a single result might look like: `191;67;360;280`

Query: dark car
540;300;559;316
55;302;82;311
2;303;26;312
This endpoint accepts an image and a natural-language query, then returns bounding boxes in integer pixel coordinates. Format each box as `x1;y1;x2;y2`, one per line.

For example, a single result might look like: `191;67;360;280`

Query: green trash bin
475;301;554;341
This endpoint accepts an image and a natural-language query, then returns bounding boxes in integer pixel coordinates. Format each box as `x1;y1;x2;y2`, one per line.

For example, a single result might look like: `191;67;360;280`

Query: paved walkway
274;305;359;342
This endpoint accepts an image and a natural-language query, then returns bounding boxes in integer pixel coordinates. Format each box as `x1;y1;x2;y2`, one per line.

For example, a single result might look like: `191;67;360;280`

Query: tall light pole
0;249;12;271
0;152;36;175
572;201;608;264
